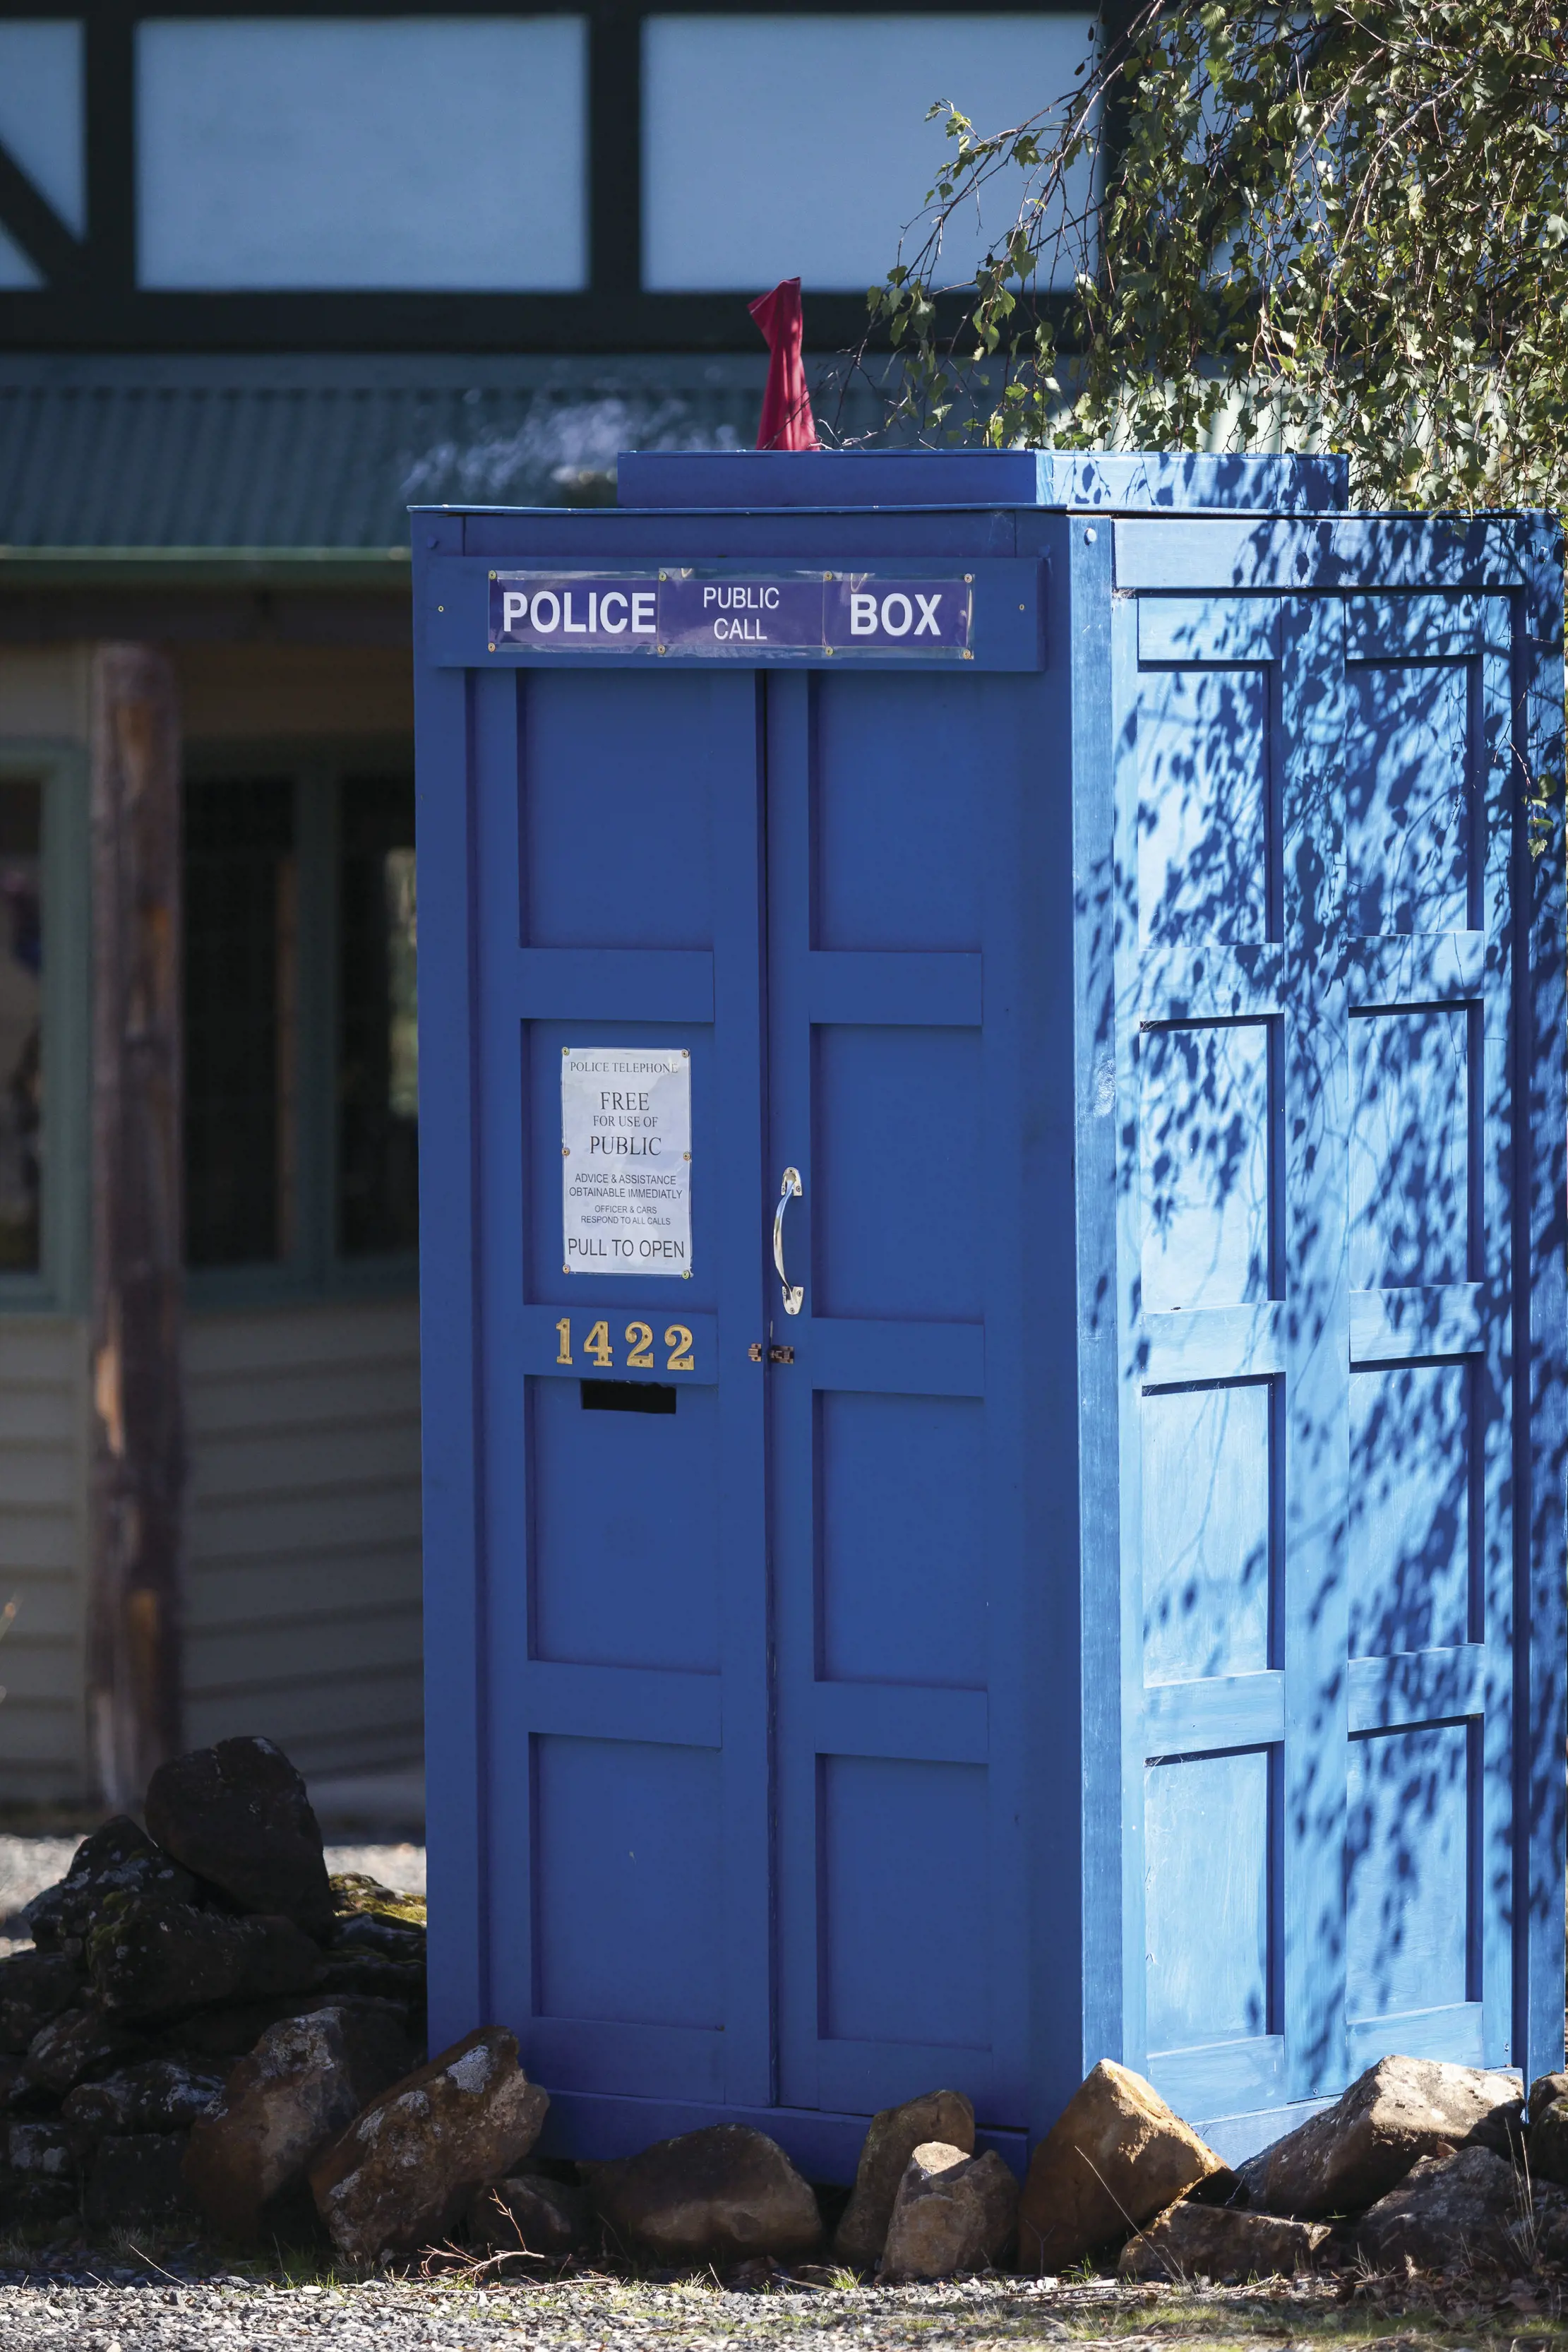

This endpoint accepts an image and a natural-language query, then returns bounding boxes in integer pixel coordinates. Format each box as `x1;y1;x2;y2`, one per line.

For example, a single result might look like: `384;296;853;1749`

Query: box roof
616;448;1351;513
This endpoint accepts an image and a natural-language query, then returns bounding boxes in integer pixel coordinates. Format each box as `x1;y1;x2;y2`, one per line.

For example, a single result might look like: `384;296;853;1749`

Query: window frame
182;734;417;1312
0;740;89;1318
0;0;1101;354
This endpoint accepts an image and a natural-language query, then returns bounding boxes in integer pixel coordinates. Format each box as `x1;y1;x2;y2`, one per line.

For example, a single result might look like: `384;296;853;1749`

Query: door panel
813;1025;983;1321
766;669;1024;2125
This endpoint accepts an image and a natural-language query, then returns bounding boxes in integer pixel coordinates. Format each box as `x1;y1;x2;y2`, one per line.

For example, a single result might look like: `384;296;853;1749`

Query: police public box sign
489;571;974;659
561;1048;693;1276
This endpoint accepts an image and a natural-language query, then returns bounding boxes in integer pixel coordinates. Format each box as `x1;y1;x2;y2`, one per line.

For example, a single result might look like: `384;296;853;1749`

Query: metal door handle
773;1166;803;1316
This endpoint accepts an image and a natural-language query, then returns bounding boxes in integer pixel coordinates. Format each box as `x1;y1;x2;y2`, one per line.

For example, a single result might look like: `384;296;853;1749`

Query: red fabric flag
748;277;820;452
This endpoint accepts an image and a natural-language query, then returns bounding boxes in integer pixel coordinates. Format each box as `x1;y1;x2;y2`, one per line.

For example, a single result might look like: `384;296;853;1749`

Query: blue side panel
1108;531;1562;2143
1279;594;1353;2111
1068;520;1126;2092
1519;521;1568;2094
1142;1383;1271;1681
1346;1724;1471;2025
1339;591;1513;2077
1145;1750;1271;2051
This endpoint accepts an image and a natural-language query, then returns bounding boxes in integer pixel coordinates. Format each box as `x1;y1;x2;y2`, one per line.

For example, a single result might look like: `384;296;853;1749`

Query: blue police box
412;451;1566;2175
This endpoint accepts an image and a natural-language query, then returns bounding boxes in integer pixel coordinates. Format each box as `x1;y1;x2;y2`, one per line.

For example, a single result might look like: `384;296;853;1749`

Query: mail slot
413;448;1566;2175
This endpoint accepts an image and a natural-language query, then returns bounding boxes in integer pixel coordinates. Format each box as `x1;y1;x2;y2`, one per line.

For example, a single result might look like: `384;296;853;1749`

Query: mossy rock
82;1887;138;1974
328;1873;426;1931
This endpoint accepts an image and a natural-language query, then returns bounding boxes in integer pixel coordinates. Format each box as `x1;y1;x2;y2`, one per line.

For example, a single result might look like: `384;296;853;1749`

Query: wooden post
88;645;185;1809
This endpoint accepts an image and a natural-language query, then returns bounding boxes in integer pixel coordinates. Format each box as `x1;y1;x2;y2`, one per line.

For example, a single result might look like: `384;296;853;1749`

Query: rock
23;2007;143;2099
1528;2096;1568;2190
8;2121;79;2181
880;2142;1017;2280
310;2026;548;2262
1358;2144;1562;2271
330;1875;426;1930
0;1952;84;2053
328;1914;426;1968
185;2002;414;2241
833;2089;974;2270
1530;2072;1568;2121
467;2171;592;2256
1017;2061;1231;2270
88;1894;321;2022
590;2124;821;2263
147;1992;370;2063
310;1949;426;2007
24;1817;197;1962
1241;2057;1524;2219
145;1736;334;1938
85;2131;198;2232
1119;2198;1330;2281
0;2168;77;2226
64;2060;226;2139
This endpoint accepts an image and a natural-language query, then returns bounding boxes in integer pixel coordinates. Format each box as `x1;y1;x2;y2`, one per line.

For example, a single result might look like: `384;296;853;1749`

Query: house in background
0;1;1090;1811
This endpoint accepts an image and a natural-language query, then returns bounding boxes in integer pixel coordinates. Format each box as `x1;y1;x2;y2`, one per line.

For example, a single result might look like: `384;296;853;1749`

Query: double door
469;658;1028;2144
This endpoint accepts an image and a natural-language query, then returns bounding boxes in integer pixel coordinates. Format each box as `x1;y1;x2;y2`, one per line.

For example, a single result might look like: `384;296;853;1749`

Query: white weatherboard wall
183;1300;424;1781
0;1319;90;1802
0;1299;425;1803
137;16;587;290
0;646;428;1803
642;12;1096;292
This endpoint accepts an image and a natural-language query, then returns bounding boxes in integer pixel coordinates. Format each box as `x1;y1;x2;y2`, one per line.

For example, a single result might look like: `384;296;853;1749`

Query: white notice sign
561;1047;692;1277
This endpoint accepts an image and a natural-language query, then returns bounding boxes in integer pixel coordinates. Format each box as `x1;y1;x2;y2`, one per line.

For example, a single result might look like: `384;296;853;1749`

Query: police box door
470;661;776;2120
762;670;1031;2131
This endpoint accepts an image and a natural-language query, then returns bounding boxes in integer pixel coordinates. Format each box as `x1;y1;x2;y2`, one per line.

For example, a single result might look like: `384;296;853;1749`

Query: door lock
768;1345;795;1365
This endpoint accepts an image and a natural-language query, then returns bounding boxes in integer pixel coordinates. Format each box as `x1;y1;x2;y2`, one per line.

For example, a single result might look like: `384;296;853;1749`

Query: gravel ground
0;2269;1555;2351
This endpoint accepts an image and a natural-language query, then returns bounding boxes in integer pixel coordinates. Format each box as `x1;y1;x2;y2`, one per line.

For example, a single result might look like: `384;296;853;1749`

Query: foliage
865;0;1568;515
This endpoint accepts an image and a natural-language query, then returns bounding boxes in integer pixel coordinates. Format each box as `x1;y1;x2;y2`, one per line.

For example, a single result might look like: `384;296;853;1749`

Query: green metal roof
0;352;887;580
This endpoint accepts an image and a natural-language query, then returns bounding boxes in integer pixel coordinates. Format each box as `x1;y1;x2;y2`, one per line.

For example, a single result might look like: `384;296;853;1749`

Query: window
137;17;587;291
642;14;1096;292
0;20;86;239
184;777;295;1269
0;781;42;1273
182;756;416;1294
338;777;418;1259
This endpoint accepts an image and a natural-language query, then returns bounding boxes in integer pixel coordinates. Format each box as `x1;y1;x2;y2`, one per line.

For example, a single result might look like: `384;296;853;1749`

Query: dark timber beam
0;143;84;287
88;644;186;1809
0;590;410;645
